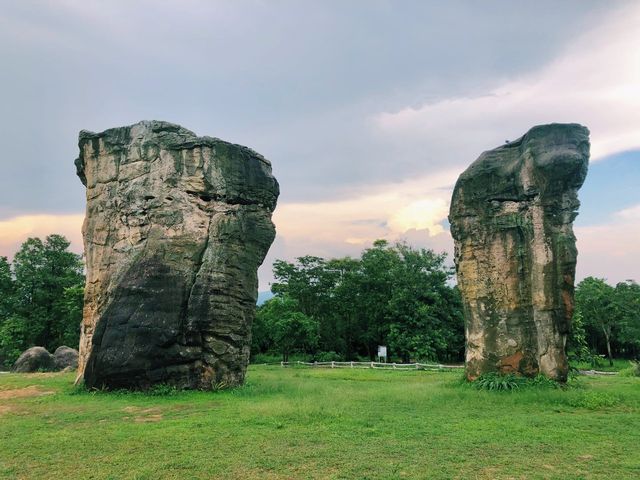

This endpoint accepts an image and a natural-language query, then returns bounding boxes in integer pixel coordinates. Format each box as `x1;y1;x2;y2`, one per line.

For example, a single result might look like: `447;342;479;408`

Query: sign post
377;345;387;363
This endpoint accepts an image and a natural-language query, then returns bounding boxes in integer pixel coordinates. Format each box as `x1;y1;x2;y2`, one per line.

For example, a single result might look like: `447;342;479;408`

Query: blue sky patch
576;150;640;226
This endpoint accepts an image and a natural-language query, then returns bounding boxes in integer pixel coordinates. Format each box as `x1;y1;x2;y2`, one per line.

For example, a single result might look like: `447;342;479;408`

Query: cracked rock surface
75;121;278;390
449;123;589;382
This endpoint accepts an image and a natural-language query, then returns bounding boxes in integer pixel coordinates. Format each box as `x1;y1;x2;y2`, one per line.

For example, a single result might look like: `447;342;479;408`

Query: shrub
313;351;342;362
528;374;562;389
474;373;525;391
147;384;180;396
472;373;562;391
619;361;640;377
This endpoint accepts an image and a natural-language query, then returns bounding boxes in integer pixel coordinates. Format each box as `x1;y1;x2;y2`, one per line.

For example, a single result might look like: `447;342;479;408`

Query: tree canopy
0;235;84;367
574;276;640;364
1;234;637;370
255;240;464;363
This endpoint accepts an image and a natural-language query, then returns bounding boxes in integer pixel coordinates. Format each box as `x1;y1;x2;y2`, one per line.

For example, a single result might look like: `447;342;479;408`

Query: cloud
576;203;640;283
388;198;448;235
1;1;637;290
615;204;640;221
273;168;457;245
255;168;459;287
0;0;616;215
0;214;84;260
372;4;640;163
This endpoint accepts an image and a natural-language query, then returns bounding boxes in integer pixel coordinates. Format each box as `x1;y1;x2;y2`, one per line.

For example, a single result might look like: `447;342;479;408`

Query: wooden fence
277;362;618;375
280;360;464;371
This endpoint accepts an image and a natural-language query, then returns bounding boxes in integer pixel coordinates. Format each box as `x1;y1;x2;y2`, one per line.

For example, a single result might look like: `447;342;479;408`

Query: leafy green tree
266;240;464;363
6;235;84;361
385;244;463;362
567;310;592;363
57;285;84;347
575;277;616;365
0;316;28;367
0;257;14;320
255;296;319;362
324;257;364;360
0;256;20;366
272;256;340;320
353;240;398;358
613;280;640;358
571;278;640;364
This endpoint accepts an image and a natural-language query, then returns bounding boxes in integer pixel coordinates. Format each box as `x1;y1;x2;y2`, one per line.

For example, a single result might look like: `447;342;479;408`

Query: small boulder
53;346;79;371
12;347;55;373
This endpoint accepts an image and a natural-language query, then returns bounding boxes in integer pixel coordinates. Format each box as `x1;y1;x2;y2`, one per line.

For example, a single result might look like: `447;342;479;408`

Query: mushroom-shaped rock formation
75;121;279;390
449;123;589;382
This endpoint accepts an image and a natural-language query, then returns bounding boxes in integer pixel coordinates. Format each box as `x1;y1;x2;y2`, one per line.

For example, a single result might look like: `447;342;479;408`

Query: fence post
331;361;335;369
370;361;374;368
280;361;284;367
350;361;354;368
314;361;317;368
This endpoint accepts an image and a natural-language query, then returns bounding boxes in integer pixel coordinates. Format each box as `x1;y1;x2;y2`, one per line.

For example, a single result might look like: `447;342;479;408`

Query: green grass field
1;366;639;480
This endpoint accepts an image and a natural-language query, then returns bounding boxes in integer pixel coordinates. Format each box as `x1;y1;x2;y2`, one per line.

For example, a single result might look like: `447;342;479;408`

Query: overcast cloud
0;0;638;288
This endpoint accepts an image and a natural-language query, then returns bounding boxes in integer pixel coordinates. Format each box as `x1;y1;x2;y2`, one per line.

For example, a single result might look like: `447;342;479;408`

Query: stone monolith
75;121;279;390
449;123;589;381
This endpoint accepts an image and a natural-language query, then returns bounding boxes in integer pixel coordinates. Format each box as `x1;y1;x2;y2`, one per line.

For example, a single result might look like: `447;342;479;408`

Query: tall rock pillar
449;124;589;381
75;121;279;390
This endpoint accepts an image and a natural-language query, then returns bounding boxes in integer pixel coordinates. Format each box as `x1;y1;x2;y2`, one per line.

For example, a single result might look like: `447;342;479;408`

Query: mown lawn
0;366;638;480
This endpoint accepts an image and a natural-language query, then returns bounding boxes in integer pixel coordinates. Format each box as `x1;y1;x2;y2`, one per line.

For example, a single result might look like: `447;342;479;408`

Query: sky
0;0;639;290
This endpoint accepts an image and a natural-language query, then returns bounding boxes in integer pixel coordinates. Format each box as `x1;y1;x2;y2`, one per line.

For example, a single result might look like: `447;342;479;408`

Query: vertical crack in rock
449;123;589;382
176;213;212;351
75;121;278;390
187;215;213;316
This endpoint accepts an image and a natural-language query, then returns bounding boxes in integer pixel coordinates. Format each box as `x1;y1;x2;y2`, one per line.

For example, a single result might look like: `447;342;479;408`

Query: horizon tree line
0;234;637;369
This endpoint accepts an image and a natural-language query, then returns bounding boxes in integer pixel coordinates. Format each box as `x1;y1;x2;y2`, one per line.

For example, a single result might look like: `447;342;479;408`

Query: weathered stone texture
75;121;278;390
12;347;55;373
449;123;589;382
11;346;79;372
53;346;79;371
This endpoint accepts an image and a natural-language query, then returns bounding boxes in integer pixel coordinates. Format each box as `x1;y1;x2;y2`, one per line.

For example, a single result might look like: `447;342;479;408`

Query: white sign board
377;345;387;358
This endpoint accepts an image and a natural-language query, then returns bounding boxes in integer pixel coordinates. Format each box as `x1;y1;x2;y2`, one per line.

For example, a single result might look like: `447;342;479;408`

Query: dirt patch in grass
122;406;163;423
0;405;14;416
134;414;163;423
0;385;55;400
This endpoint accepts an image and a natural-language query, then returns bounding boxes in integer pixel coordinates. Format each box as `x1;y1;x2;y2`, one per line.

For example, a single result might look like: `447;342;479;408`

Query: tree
0;256;12;292
567;310;591;363
1;235;84;366
385;244;463;362
57;285;84;348
575;277;616;366
353;240;398;359
266;240;464;363
324;257;364;360
613;280;640;358
0;256;20;366
271;255;346;356
255;296;319;362
272;256;340;320
0;316;28;367
0;256;14;319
